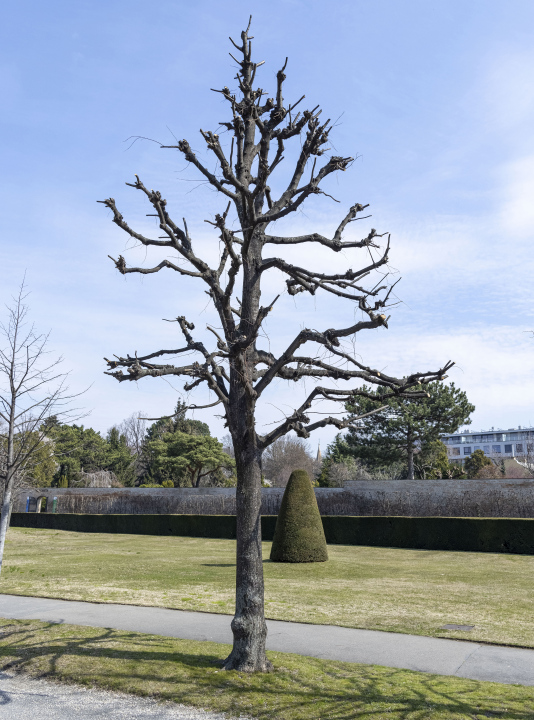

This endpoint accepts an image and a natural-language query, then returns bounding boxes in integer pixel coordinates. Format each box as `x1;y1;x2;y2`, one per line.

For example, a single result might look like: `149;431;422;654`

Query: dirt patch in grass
1;618;533;720
2;529;534;647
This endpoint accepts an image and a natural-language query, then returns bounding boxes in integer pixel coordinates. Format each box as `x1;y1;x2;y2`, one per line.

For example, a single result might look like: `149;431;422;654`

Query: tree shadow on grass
200;563;235;567
0;621;532;720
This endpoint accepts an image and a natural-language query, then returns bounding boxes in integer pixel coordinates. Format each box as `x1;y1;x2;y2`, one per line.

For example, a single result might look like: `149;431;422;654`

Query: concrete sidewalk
1;594;533;686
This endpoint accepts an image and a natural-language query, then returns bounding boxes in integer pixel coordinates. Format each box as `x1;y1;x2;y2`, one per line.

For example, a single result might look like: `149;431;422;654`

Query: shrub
161;480;174;488
270;469;328;563
465;449;493;478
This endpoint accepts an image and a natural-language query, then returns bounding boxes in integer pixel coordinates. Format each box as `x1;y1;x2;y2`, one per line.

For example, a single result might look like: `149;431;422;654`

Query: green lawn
2;528;534;648
1;618;533;720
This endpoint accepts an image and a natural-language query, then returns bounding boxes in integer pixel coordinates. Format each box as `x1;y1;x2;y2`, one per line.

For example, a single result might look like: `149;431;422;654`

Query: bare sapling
0;281;82;574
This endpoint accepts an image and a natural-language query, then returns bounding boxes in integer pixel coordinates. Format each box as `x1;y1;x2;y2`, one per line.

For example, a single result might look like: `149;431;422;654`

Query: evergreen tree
342;382;474;479
145;401;210;442
106;426;137;486
147;432;235;487
414;440;466;480
141;401;213;484
47;424;110;484
46;423;136;486
464;449;493;478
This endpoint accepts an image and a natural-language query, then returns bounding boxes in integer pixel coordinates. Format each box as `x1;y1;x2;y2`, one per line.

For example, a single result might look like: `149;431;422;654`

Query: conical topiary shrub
270;469;328;563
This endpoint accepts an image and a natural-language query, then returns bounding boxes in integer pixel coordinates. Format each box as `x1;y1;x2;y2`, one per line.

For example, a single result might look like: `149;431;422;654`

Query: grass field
2;528;534;648
2;618;533;720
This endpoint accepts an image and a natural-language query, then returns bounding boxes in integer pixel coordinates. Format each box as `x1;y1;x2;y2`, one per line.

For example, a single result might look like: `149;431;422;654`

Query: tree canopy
45;423;135;487
339;381;474;479
147;432;235;487
464;449;493;478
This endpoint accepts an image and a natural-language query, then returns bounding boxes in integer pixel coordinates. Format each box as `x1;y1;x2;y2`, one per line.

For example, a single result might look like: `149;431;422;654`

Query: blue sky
1;0;533;449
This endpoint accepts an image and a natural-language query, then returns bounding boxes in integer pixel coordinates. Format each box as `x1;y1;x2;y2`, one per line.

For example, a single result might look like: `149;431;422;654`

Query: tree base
222;649;273;673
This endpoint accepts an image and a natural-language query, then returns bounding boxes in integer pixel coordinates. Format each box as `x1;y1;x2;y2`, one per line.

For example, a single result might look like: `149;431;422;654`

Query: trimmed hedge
270;470;328;563
320;516;534;554
10;512;276;540
9;513;534;554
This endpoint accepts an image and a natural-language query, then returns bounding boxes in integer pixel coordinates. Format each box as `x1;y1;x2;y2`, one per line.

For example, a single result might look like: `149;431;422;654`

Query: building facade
441;426;534;460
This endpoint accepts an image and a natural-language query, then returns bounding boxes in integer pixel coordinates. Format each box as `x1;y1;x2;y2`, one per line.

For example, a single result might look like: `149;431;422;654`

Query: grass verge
1;618;533;720
3;529;534;648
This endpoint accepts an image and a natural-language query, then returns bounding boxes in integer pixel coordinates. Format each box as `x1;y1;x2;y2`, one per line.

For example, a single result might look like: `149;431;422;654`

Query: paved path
1;594;533;686
0;671;240;719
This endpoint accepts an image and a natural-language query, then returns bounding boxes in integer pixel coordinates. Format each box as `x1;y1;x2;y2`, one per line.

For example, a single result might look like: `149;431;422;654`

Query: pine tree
342;382;474;479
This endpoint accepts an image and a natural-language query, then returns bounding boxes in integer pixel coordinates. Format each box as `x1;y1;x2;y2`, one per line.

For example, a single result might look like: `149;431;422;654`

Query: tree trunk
0;485;12;575
223;445;272;672
226;335;270;674
407;433;415;480
0;407;16;576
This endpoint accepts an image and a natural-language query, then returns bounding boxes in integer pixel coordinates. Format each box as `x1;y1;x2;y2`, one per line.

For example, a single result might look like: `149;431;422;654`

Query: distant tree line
5;401;236;490
7;381;520;490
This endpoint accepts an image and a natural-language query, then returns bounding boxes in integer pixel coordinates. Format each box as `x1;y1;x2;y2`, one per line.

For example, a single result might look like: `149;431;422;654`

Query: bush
161;480;174;488
270;469;328;563
465;449;493;478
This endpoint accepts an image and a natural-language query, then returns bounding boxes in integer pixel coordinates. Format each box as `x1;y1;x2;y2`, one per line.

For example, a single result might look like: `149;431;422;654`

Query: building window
464;447;472;455
483;446;490;453
516;444;524;453
504;444;512;454
474;445;481;451
452;448;460;456
492;445;501;453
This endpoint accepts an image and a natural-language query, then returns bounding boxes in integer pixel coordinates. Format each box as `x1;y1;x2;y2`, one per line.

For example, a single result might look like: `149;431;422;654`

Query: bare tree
524;433;534;476
117;411;148;481
118;411;148;456
263;436;316;486
0;282;81;574
327;458;373;486
515;431;534;476
99;19;452;671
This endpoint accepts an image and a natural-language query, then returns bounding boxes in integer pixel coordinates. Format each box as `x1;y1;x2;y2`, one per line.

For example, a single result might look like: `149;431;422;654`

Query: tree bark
407;439;415;480
223;445;272;671
0;408;16;575
223;232;272;672
0;487;12;574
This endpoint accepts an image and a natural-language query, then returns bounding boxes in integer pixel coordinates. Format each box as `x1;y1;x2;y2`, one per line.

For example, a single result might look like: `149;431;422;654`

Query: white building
441;426;534;461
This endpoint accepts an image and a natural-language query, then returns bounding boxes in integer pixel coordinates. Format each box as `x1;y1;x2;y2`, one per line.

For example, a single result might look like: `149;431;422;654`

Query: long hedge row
10;513;534;554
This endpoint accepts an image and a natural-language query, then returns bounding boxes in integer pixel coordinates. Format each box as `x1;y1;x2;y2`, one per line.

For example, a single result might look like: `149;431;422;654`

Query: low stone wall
14;478;534;517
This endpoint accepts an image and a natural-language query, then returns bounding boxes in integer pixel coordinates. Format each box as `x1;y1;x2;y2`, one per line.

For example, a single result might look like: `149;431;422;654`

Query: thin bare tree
99;19;453;671
0;282;81;574
262;436;317;486
117;411;148;456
